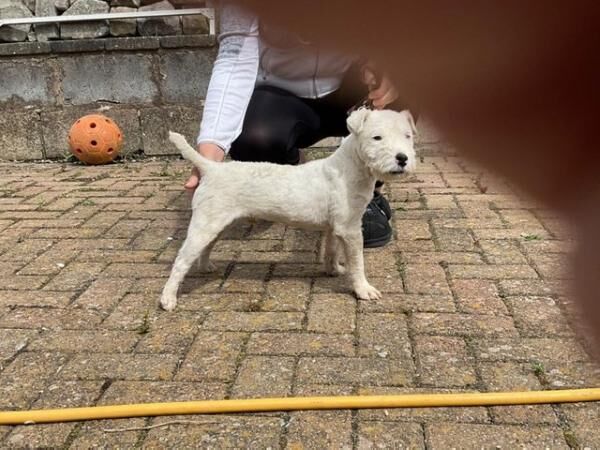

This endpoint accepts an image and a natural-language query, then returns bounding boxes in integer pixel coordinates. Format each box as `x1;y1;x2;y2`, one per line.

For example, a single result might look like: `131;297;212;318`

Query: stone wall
0;0;208;42
0;1;443;161
0;34;216;161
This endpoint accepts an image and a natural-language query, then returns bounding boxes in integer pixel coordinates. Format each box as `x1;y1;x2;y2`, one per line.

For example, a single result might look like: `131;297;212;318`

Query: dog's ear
347;108;370;135
404;110;418;137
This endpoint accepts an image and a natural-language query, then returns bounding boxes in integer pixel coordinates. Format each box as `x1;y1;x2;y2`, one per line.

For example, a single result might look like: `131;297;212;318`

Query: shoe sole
363;229;392;248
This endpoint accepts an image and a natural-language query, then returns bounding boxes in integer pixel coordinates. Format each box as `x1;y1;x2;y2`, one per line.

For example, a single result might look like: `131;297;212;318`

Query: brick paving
0;152;599;448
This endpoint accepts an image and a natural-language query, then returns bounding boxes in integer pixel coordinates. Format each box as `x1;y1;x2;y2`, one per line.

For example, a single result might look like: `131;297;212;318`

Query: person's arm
185;2;260;191
196;1;259;153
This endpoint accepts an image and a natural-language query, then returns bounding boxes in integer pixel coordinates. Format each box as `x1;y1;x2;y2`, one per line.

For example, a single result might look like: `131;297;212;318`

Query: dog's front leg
338;230;381;300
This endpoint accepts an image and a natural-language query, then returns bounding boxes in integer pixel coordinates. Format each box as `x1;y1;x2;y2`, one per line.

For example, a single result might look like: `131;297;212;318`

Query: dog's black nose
396;152;408;167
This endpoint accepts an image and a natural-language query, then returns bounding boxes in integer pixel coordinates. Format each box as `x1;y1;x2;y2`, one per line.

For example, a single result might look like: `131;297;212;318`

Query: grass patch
136;311;151;335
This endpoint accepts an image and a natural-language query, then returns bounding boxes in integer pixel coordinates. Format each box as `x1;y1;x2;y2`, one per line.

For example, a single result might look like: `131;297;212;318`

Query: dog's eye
372;136;382;141
404;133;412;139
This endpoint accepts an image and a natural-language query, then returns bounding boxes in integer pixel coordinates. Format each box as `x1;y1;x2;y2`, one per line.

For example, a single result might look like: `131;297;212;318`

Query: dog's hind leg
161;212;232;311
338;229;381;300
197;237;218;273
323;230;345;276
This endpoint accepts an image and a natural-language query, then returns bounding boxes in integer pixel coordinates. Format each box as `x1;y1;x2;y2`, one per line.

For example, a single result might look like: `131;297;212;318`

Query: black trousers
229;66;415;165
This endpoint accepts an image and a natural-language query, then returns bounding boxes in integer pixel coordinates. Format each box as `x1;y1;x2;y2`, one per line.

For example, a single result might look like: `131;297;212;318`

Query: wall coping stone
0;33;214;56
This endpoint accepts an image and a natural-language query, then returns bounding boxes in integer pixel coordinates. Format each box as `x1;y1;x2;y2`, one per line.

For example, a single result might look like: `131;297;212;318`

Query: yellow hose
1;388;599;425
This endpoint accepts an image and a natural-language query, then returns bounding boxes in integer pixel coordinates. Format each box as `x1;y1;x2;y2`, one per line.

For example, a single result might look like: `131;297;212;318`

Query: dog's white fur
160;108;417;311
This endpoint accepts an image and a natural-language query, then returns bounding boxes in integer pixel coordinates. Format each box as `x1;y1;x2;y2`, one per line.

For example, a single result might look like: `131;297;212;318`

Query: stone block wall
0;0;209;42
0;34;216;160
0;1;443;161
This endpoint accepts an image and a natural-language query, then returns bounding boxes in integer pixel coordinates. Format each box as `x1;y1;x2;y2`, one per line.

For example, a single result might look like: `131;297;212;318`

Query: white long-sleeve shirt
196;2;355;152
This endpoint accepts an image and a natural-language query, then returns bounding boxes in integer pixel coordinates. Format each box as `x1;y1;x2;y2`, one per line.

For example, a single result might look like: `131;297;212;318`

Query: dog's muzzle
389;152;409;174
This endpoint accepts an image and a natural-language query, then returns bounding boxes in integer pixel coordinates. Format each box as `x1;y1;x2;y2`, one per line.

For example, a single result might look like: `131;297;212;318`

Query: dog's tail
168;131;216;173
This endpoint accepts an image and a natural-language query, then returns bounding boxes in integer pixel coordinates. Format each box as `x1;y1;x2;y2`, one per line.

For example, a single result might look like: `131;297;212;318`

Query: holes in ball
76;148;82;154
90;123;97;129
91;140;97;146
107;148;114;153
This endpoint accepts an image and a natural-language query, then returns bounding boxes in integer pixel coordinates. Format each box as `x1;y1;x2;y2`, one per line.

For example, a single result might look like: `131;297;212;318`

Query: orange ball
68;114;123;164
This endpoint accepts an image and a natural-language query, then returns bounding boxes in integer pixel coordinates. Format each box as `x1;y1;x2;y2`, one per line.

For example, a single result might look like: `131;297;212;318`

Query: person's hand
184;143;225;192
361;64;399;109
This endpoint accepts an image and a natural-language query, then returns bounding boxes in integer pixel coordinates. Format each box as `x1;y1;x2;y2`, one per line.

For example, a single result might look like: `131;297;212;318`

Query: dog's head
347;108;417;178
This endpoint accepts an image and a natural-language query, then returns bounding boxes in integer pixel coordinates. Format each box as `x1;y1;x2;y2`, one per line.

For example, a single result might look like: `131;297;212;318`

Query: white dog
160;108;417;311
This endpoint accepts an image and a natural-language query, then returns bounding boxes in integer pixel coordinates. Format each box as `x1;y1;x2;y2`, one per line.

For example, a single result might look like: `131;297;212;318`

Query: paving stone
499;279;571;296
403;263;451;295
357;387;490;423
177;292;261;312
505;296;573;337
0;352;69;409
358;313;412;360
393;219;431;240
314;275;405;295
414;336;477;387
4;380;104;448
478;239;529;264
307;293;356;333
174;331;247;382
70;418;146;448
101;262;170;278
297;357;414;386
434;226;477;252
471;337;591;363
60;353;179;381
263;278;310;311
42;262;106;291
72;277;134;311
202;311;303;332
357;422;425;449
231;356;295;398
101;293;159;330
479;361;543;392
560;403;600;448
489;403;559;425
448;263;539;280
135;310;202;354
0;329;38;365
0;153;592;444
543;362;600;388
0;306;103;329
287;410;353;449
0;290;74;307
143;415;282;448
426;423;566;448
246;332;355;357
400;251;484;264
28;329;139;353
99;380;227;405
411;313;518;337
0;238;53;262
358;293;456;313
452;279;508;315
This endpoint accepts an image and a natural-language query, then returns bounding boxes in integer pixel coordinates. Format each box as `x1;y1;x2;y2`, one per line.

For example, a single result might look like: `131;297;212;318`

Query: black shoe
362;194;393;248
372;191;392;220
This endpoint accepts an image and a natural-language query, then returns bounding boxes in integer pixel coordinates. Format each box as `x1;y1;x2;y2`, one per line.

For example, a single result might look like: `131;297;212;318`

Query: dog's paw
160;294;178;311
354;283;381;300
198;261;217;273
